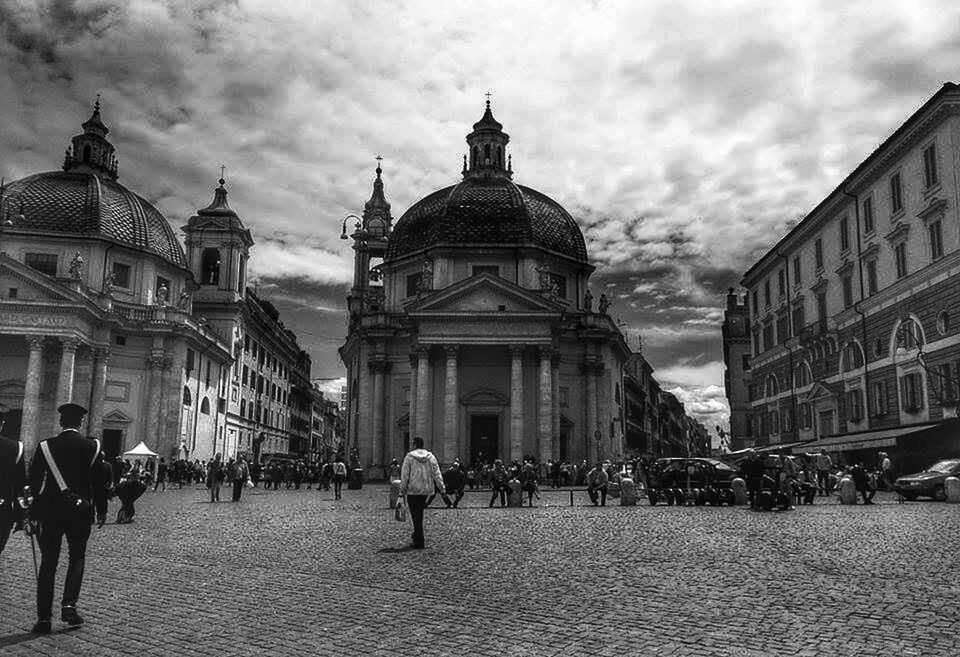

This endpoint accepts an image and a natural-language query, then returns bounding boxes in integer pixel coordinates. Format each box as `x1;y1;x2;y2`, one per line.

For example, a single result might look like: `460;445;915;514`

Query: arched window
82;144;91;162
765;375;779;398
794;362;811;388
201;248;221;285
769;410;779;434
615;383;621;404
484;143;491;164
496;146;502;167
894;318;924;351
200;397;210;415
182;386;192;406
799;403;812;429
842;342;864;372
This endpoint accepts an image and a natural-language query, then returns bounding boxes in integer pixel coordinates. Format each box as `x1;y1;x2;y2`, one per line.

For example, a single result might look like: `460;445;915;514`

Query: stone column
551;354;560;459
21;336;46;454
55;337;81;409
538;347;554;465
88;346;110;437
414;346;431;442
369;357;390;469
408;351;419;450
581;360;604;463
157;353;176;457
442;345;459;463
144;352;165;449
509;344;525;462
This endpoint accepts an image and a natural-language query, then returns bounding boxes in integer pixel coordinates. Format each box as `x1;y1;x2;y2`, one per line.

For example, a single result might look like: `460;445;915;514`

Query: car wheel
933;485;947;502
664;489;674;506
674;488;687;506
900;492;918;501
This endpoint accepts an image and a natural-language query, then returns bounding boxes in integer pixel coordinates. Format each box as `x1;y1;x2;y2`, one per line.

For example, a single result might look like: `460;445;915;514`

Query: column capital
146;353;166;369
416;344;432;357
60;336;81;352
538;346;557;359
162;353;175;370
509;344;525;357
409;351;419;368
444;344;460;358
93;346;111;361
368;358;392;374
26;335;46;351
579;360;605;375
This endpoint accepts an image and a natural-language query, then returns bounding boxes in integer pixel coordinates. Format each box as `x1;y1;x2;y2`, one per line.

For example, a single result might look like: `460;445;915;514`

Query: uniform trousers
0;508;14;554
37;515;92;619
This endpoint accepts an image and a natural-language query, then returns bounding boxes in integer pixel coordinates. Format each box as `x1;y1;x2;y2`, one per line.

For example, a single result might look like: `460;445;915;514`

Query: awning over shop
800;422;943;452
724;440;815;459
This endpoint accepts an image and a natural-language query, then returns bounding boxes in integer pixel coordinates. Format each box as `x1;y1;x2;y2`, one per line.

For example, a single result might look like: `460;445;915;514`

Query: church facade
339;103;632;478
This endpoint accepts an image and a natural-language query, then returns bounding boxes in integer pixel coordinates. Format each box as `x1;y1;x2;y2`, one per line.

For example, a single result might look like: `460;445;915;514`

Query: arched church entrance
469;414;499;465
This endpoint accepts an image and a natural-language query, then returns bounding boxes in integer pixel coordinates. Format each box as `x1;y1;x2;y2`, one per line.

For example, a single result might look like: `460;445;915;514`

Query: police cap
58;402;88;424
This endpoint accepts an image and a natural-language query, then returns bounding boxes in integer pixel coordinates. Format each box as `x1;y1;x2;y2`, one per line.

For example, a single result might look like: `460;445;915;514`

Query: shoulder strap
89;439;101;468
16;441;23;464
40;441;69;492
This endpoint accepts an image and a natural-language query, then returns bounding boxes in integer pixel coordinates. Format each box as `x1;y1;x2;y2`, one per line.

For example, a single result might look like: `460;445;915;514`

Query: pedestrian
488;459;508;508
387;458;401;481
739;450;765;509
399;437;445;549
115;467;146;524
207;454;223;502
586;462;609;506
877;452;894;491
332;457;347;500
520;461;540;507
153;457;167;492
850;463;876;505
27;403;108;634
443;461;465;508
0;402;27;555
813;449;833;496
232;456;251;502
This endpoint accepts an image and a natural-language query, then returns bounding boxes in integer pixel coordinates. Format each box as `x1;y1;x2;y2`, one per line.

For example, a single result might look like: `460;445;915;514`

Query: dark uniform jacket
28;429;109;523
0;434;27;520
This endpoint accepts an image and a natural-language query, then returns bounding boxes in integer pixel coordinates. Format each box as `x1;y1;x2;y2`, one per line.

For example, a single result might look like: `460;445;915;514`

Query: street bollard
945;477;960;503
731;478;748;505
620;477;637;506
839;476;857;504
507;480;523;507
389;479;401;509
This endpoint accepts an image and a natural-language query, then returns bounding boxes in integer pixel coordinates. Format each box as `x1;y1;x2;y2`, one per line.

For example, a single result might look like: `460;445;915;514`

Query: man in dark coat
27;403;108;633
739;450;766;510
0;402;27;555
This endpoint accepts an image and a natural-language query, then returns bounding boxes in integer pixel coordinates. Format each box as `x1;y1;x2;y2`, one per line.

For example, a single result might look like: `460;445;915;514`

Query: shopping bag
395;499;407;522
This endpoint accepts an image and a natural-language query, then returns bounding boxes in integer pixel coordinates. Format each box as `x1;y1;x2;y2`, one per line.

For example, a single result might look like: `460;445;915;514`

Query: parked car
647;458;738;506
894;459;960;501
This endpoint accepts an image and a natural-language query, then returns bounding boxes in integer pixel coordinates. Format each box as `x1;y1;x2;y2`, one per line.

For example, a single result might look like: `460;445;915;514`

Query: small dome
385;175;587;261
2;170;186;267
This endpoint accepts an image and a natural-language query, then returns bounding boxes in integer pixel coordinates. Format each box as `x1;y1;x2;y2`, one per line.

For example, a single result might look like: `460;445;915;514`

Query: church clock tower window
202;248;221;285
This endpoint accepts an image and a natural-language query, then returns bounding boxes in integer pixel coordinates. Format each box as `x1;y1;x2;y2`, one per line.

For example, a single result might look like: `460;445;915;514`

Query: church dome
2;170;186;267
0;100;186;268
385;176;587;261
385;101;587;262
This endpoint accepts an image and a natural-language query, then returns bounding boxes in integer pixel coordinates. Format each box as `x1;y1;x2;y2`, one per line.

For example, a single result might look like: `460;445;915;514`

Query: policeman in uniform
28;403;108;634
0;402;27;554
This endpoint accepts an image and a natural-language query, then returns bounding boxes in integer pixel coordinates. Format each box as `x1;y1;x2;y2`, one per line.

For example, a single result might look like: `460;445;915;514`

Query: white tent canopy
123;441;158;458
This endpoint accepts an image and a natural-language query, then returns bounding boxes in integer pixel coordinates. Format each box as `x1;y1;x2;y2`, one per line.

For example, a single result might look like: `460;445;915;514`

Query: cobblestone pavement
1;485;958;656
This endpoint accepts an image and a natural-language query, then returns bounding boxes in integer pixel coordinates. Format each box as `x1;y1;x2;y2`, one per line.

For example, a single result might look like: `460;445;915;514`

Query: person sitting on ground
586;462;609;507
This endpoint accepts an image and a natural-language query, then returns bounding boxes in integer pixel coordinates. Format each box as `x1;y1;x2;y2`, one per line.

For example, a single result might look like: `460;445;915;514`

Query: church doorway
470;415;499;465
102;429;123;459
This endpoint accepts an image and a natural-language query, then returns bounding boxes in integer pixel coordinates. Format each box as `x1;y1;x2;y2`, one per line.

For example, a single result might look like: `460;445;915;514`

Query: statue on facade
156;282;169;306
68;251;84;280
368;264;383;282
177;289;191;309
102;271;116;296
418;258;434;295
546;277;560;302
597;292;611;315
584;288;594;312
535;264;551;292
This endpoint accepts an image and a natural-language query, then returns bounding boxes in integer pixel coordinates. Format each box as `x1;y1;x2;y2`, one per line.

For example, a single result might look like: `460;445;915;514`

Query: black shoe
61;607;84;626
410;542;425;549
31;619;51;634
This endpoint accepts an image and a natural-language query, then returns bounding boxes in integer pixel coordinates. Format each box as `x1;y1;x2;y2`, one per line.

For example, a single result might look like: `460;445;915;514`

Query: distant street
1;485;958;656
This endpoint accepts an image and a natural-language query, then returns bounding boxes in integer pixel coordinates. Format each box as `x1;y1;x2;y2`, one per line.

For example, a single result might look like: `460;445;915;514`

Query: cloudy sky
3;0;960;440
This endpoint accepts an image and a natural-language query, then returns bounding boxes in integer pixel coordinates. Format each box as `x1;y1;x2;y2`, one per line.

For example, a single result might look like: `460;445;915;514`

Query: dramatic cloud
4;0;960;439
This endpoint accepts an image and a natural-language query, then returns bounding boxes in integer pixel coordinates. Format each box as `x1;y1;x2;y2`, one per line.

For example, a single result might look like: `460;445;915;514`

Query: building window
765;375;779;398
111;262;131;288
937;311;951;335
816;292;827;326
922;143;939;188
776;313;790;344
752;330;761;356
769;410;779;435
895;319;923;351
862;196;874;234
782;407;792;433
929;220;944;260
406;273;420;298
841;275;853;308
846;389;864;422
182;386;192;406
186;349;195;375
791;305;804;337
890;172;903;213
240;399;246;415
114;335;126;346
764;280;771;307
871;381;887;415
777;269;785;297
839;217;850;252
762;322;774;352
201;248;221;285
799;403;812;429
792;256;801;285
200;397;210;414
24;253;58;276
937;363;956;402
900;372;923;411
751;290;758;312
741;354;751;371
814;239;824;270
842;342;864;372
866;260;878;296
472;265;499;277
894;242;907;279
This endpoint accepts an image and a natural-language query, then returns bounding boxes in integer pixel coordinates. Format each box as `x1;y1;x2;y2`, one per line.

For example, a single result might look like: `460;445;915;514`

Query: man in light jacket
399;437;445;549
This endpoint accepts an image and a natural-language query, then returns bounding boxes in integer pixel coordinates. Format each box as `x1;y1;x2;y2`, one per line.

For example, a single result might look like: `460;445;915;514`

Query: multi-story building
738;83;960;473
722;288;753;451
310;386;344;462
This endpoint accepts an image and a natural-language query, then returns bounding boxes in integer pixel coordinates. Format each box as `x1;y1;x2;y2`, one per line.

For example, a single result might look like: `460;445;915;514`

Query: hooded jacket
399;448;445;497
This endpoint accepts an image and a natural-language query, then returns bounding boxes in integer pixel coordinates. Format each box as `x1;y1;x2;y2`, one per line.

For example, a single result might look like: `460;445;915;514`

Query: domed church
340;102;631;477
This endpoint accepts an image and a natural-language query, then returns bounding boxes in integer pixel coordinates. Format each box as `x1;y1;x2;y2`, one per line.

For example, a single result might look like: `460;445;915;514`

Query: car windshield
928;460;960;473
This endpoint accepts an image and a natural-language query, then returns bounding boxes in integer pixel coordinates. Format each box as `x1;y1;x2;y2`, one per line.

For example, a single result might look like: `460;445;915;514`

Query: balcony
110;300;226;341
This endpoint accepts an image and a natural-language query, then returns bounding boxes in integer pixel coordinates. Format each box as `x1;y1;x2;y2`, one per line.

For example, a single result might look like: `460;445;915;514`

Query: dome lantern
464;98;512;180
362;155;393;239
62;95;119;180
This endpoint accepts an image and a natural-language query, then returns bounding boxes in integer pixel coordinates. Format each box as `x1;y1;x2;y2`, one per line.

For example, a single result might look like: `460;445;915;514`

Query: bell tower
345;159;392;315
463;98;512;180
182;175;254;308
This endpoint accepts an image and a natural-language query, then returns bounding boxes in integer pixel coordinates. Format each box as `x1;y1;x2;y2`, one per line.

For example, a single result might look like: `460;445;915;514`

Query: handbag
394;498;407;522
41;439;98;513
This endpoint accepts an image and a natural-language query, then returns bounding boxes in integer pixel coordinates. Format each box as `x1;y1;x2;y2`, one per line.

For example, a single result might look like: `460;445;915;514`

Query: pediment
461;388;509;405
406;273;564;315
802;381;836;402
0;255;82;303
102;409;134;424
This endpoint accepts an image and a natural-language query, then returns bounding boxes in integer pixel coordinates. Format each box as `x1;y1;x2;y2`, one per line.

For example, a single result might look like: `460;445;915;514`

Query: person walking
232;456;251;502
814;449;833;496
488;459;508;508
27;403;108;634
332;457;347;500
877;452;894;491
153;457;167;493
0;402;27;555
740;450;766;509
586;462;609;506
399;437;445;549
206;454;223;502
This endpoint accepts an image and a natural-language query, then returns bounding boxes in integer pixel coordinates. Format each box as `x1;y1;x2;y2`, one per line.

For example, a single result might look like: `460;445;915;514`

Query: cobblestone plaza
1;486;958;656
